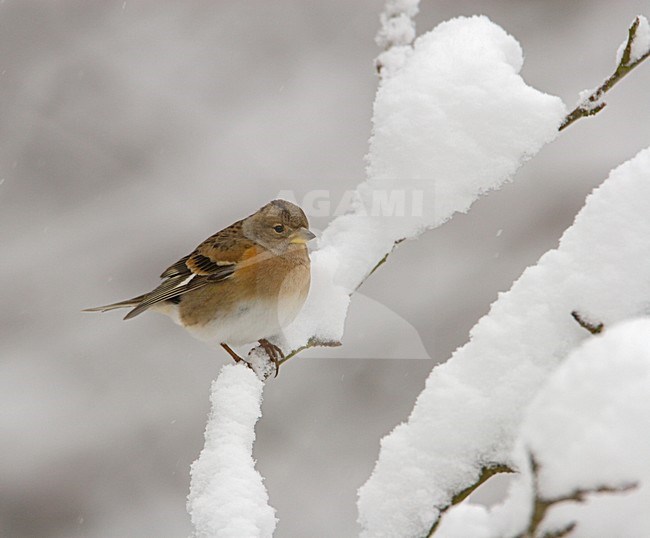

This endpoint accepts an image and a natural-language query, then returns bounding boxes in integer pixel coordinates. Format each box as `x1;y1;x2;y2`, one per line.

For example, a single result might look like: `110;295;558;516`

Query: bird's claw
258;339;284;378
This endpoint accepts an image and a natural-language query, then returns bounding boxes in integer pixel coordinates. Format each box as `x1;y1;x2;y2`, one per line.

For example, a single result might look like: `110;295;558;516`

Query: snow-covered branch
187;364;276;537
427;464;515;537
519;455;637;538
249;15;564;380
375;0;420;76
188;7;650;536
560;15;650;130
435;318;650;537
248;11;650;382
358;147;650;536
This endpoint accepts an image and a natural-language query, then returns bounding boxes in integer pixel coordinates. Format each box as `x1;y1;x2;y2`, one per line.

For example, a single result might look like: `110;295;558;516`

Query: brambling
86;200;315;375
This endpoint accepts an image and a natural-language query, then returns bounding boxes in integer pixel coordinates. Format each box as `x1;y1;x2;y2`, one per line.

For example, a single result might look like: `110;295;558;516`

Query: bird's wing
159;255;191;278
123;220;255;319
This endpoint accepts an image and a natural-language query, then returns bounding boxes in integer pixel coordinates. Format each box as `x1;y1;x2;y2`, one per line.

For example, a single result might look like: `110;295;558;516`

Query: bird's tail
83;295;146;314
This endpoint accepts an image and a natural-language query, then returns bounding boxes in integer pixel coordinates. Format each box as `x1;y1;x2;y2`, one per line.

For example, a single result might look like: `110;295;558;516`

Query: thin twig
426;464;515;537
521;454;637;538
570;310;604;334
278;337;341;366
560;17;650;131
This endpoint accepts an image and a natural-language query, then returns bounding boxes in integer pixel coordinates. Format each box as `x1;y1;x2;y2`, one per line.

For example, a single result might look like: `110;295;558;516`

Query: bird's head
244;199;315;254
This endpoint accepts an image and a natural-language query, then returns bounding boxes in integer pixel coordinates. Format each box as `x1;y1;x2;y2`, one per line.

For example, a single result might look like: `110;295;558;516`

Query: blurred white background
1;1;649;537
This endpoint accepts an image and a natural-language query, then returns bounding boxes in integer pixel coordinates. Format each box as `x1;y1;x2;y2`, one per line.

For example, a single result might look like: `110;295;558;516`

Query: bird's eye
273;224;285;233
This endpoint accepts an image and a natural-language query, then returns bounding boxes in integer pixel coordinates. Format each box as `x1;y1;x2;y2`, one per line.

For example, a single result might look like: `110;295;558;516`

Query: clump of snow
377;0;419;31
367;15;563;223
358;146;650;537
187;364;276;538
437;318;650;537
616;15;650;65
521;318;650;537
433;504;494;538
247;347;279;381
376;9;417;49
575;87;601;111
279;15;565;356
375;0;420;76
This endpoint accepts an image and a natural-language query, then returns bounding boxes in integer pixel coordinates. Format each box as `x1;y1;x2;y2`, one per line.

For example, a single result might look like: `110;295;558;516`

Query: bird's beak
290;227;316;244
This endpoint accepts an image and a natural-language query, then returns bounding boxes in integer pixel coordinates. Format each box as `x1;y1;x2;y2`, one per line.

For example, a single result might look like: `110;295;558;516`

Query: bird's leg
221;343;252;369
258;339;284;378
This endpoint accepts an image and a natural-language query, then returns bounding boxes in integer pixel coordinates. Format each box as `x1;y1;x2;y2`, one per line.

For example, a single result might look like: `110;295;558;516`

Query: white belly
153;279;308;347
185;299;287;346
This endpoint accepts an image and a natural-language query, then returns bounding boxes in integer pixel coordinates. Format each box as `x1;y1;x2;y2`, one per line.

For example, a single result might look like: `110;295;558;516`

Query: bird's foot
258;339;284;378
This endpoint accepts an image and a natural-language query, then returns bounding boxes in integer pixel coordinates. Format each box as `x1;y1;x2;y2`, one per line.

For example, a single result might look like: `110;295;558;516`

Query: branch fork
560;16;650;130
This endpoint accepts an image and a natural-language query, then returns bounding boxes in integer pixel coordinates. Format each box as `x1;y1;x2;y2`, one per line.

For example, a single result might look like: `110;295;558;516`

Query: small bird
85;199;315;375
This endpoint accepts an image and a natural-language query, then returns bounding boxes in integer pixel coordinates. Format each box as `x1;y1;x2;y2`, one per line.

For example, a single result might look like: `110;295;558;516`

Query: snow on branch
514;319;650;537
358;147;650;537
560;15;650;130
187;364;276;538
519;456;637;538
437;319;650;537
255;15;564;378
375;0;420;76
253;11;650;379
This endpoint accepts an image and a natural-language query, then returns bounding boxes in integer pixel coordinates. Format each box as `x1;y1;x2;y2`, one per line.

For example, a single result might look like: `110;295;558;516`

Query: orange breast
179;244;310;328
